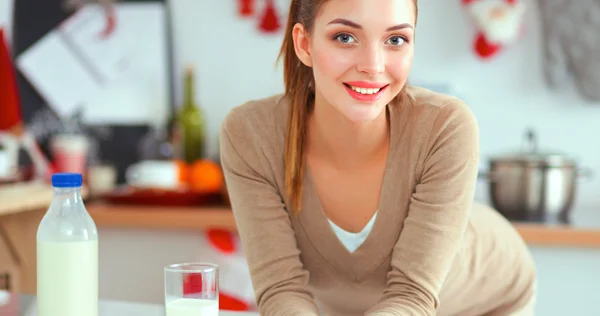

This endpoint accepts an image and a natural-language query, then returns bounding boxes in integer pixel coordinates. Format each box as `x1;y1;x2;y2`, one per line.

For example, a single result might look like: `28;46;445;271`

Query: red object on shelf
103;186;224;206
0;28;22;131
238;0;254;17
258;0;281;33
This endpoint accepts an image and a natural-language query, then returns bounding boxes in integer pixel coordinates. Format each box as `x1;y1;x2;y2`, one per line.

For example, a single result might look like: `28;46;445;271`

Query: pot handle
522;128;538;153
577;167;594;183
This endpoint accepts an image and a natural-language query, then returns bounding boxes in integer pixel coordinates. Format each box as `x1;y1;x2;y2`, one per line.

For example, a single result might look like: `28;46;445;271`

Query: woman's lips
343;82;389;102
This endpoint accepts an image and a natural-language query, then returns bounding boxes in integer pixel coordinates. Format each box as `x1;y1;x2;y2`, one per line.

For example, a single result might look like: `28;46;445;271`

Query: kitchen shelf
0;182;54;217
0;182;89;217
514;222;600;248
86;202;600;249
88;202;236;231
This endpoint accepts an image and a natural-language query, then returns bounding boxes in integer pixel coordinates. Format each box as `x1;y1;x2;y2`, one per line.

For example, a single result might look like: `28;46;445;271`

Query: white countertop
0;292;259;316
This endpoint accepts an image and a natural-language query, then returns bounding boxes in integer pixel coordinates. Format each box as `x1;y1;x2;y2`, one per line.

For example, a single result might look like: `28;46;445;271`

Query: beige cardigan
219;86;536;316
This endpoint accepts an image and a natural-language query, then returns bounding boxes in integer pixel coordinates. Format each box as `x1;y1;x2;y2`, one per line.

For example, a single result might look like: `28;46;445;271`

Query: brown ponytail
277;0;418;215
276;0;321;215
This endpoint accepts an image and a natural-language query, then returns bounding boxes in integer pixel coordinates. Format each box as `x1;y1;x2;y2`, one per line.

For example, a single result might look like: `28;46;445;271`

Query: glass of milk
165;263;219;316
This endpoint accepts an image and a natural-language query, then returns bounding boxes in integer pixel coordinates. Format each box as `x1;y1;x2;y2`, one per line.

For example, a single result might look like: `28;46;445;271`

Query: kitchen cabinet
0;226;20;292
0;181;55;294
530;246;600;315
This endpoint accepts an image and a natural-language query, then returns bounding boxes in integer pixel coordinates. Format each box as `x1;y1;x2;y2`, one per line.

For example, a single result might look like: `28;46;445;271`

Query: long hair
277;0;418;215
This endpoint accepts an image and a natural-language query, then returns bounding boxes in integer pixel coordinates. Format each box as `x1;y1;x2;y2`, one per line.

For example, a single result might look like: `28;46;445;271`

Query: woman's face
294;0;416;123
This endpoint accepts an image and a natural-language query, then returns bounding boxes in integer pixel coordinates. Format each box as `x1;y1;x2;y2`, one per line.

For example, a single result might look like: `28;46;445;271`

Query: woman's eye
386;36;406;46
334;33;357;44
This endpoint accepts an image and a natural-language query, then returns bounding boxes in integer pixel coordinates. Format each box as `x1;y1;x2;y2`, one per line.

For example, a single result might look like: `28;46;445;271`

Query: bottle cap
52;173;83;188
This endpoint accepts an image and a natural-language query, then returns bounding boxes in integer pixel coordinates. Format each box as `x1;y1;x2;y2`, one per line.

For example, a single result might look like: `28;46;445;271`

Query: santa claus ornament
462;0;526;59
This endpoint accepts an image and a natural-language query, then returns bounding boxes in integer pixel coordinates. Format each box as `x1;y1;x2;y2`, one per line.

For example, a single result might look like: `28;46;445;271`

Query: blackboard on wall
11;0;175;183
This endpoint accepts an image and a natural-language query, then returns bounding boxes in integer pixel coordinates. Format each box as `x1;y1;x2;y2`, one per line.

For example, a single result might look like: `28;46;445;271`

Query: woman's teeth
349;85;381;95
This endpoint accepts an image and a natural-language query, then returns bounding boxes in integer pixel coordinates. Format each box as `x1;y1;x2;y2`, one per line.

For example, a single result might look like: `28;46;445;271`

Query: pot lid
491;129;576;167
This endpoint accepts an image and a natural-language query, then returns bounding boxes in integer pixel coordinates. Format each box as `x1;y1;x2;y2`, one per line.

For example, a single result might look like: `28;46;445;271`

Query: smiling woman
219;1;537;316
283;0;417;213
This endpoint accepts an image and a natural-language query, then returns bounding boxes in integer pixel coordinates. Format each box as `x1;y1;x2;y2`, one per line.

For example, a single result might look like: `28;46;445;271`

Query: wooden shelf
0;182;53;217
88;203;237;231
0;182;89;217
514;223;600;248
86;202;600;248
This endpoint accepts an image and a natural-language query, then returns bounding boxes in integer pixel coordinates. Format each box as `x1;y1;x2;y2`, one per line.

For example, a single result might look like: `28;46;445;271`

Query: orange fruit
189;159;224;194
174;160;190;184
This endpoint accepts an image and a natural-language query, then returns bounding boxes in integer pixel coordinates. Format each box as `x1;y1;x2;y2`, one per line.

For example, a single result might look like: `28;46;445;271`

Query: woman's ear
292;23;313;67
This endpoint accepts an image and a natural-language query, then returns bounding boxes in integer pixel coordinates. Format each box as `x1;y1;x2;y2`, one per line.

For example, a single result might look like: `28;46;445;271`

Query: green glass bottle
176;66;206;163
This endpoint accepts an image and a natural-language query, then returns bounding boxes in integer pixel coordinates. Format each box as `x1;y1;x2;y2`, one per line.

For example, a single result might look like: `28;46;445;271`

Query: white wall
0;0;12;45
97;228;227;305
97;228;203;303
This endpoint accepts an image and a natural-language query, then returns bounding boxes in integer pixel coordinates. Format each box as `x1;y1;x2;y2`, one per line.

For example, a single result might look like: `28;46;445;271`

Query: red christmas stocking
462;0;526;59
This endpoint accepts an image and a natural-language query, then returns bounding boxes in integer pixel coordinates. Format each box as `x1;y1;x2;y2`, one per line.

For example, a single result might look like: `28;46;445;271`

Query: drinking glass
164;263;219;316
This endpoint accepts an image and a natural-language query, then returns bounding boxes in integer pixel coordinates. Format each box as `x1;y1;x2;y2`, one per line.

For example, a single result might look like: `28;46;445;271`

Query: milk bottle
37;173;98;316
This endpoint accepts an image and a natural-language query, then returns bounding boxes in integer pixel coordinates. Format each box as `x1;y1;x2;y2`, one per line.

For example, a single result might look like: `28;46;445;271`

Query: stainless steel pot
479;129;592;223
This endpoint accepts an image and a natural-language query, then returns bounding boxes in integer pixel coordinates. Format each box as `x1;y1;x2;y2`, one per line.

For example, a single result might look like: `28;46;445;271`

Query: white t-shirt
328;212;378;253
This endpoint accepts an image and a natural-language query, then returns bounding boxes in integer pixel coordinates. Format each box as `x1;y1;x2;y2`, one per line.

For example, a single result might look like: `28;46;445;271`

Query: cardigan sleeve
220;108;319;316
366;99;480;316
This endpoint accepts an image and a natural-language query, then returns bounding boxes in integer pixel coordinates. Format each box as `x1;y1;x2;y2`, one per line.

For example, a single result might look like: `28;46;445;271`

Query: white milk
166;298;219;316
37;240;98;316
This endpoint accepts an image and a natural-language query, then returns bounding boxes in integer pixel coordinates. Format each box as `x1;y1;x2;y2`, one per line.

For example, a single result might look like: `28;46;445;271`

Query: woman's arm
366;99;480;316
220;109;319;316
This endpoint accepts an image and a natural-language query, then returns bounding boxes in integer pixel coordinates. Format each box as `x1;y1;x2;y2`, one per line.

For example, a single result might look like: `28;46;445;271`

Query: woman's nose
356;45;385;76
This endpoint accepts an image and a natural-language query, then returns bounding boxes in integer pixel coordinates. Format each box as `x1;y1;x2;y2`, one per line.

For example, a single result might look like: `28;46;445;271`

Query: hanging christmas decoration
238;0;255;18
462;0;526;59
258;0;281;34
